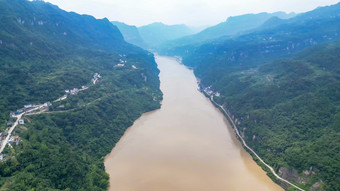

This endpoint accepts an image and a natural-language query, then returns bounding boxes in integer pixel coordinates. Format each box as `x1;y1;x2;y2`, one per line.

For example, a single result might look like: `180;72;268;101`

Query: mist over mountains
0;0;339;190
115;2;340;190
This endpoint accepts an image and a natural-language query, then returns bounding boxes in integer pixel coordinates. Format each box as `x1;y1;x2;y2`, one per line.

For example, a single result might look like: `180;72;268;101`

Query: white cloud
44;0;340;26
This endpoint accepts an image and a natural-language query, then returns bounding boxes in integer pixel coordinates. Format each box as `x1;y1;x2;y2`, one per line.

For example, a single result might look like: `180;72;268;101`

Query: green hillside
0;0;161;190
209;42;340;191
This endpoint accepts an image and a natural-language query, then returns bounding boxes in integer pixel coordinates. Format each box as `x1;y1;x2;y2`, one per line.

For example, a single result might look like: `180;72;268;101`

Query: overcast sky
43;0;340;27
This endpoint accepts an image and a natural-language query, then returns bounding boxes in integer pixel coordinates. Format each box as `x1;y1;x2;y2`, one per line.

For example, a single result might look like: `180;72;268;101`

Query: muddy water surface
104;56;283;191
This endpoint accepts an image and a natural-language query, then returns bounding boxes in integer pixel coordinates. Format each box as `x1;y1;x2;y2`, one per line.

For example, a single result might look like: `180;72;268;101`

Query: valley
0;0;339;191
104;56;283;191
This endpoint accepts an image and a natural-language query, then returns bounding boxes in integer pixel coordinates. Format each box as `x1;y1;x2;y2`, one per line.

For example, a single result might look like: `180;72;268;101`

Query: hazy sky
44;0;340;26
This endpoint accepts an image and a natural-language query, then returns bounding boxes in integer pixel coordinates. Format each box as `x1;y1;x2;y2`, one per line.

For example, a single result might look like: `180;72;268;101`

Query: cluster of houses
202;86;221;97
43;102;52;108
0;134;20;161
14;104;35;115
65;86;88;96
54;74;96;108
7;136;20;149
115;56;128;68
0;136;20;161
13;103;52;116
114;59;126;68
114;58;138;70
92;73;101;84
65;75;94;96
1;73;100;158
65;88;79;95
8;112;27;126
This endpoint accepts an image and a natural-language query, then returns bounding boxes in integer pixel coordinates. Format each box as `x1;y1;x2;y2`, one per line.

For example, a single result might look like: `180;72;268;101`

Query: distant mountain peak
111;21;147;48
138;22;195;47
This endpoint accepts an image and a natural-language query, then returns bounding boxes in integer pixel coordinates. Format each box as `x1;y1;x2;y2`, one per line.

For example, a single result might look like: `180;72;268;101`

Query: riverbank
199;87;305;191
104;56;283;191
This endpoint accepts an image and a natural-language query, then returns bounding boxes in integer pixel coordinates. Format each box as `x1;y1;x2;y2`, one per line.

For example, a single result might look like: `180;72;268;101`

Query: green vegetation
209;42;340;190
0;0;161;190
0;85;160;190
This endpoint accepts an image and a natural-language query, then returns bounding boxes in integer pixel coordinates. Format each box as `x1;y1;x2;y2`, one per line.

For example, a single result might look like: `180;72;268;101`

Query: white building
114;64;125;68
18;119;24;125
70;88;79;95
43;102;52;107
10;112;16;118
24;104;33;109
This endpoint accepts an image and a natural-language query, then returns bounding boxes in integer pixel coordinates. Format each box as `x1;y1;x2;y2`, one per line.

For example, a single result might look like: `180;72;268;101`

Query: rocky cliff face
279;167;324;191
279;167;299;182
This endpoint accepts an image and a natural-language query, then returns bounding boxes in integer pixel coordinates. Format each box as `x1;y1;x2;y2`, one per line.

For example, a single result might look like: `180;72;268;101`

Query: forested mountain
0;0;127;53
210;42;340;191
111;21;147;48
159;12;296;49
0;0;161;190
138;22;195;48
167;2;340;76
158;3;340;191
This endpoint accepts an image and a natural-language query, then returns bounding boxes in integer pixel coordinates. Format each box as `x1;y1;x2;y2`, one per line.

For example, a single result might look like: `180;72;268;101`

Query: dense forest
156;3;340;191
211;42;340;190
0;0;161;190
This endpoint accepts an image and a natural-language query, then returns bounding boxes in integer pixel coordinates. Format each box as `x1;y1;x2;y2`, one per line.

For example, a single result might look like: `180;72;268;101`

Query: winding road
0;105;43;154
0;113;23;153
210;95;305;191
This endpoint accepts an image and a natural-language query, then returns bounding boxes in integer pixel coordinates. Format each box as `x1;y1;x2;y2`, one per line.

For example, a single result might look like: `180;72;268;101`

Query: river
104;56;283;191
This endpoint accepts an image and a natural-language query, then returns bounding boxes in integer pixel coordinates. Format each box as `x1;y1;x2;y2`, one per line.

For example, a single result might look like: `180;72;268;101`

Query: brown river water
104;56;283;191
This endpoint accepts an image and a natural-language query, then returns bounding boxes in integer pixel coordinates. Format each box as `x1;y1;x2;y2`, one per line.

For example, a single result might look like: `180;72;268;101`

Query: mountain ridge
111;21;147;48
157;11;296;51
0;0;162;190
